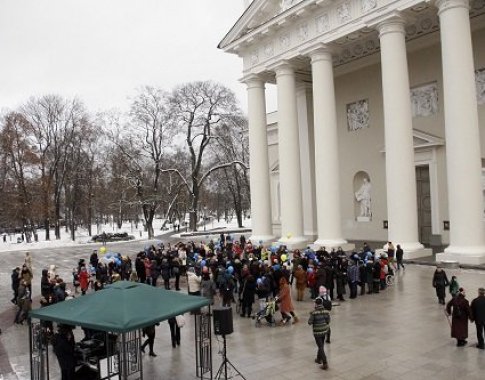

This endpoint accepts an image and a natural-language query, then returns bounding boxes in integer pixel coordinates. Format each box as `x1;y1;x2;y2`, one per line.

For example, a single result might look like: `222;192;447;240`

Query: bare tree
109;86;178;238
23;95;88;240
211;114;250;227
0;112;39;240
166;81;246;231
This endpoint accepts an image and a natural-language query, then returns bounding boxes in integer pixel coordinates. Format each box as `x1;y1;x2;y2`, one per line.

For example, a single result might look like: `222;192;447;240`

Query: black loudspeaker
213;306;233;335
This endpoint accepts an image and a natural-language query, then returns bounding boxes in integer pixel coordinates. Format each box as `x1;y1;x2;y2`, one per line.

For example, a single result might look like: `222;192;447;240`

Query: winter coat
79;269;89;291
277;283;294;314
41;270;52;298
21;268;33;286
187;272;201;293
315;267;327;289
308;305;330;336
241;275;256;304
432;270;449;299
294;268;307;290
347;264;360;283
200;278;217;303
470;295;485;324
446;294;471;339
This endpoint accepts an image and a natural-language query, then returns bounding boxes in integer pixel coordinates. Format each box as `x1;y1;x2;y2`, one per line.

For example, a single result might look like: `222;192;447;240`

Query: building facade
219;0;485;264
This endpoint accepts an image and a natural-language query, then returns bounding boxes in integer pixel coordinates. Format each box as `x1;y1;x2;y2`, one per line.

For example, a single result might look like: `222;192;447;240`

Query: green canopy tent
29;281;213;380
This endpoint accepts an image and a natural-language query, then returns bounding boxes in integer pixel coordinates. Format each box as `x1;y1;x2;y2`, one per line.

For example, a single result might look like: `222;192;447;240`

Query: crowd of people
8;235;485;375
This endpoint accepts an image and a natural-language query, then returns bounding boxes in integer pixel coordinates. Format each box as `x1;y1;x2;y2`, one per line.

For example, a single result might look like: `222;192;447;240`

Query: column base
403;248;433;260
311;239;355;252
249;234;275;245
436;246;485;265
379;242;431;259
278;236;308;250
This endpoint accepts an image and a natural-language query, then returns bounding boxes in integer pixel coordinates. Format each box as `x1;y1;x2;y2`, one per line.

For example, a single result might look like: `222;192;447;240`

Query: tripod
214;334;246;380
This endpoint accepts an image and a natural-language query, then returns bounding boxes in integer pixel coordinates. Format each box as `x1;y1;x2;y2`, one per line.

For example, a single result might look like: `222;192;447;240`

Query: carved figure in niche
476;68;485;105
355;177;372;218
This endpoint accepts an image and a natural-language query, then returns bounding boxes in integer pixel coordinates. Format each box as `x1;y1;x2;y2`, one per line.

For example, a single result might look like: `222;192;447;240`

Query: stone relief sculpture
347;99;369;131
280;33;291;48
297;23;309;42
355;177;372;220
362;0;377;13
410;82;439;117
280;0;301;11
264;43;274;58
316;14;330;33
337;2;352;24
476;68;485;105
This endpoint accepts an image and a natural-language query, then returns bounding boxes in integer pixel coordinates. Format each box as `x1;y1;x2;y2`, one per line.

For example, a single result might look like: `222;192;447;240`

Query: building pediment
380;130;445;153
219;0;308;52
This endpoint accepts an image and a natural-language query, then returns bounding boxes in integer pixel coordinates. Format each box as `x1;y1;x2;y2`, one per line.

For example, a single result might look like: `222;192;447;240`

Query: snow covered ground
0;217;252;253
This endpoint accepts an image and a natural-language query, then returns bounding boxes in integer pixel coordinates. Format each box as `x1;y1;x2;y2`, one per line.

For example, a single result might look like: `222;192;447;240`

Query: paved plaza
1;241;484;380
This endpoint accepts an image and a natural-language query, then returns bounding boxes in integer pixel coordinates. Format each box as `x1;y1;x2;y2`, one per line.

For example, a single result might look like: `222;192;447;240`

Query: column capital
271;61;295;78
377;15;406;38
299;42;334;63
241;74;265;89
434;0;470;15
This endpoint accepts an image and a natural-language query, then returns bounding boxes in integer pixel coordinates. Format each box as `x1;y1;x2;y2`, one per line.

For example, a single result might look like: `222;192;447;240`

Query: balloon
273;264;280;271
227;266;234;274
281;254;287;262
307;267;314;273
257;278;262;285
99;246;107;255
201;260;207;267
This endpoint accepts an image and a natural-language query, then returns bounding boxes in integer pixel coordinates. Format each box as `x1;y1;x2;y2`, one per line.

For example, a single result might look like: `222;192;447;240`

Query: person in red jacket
379;254;389;290
79;266;89;296
307;267;316;299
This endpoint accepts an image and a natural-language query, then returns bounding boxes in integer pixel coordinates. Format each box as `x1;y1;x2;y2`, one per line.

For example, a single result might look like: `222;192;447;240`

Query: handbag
175;314;185;328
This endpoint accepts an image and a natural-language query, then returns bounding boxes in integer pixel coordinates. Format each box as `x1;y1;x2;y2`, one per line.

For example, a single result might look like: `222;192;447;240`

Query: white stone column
378;18;424;253
435;0;485;264
245;76;274;242
274;63;307;248
309;48;348;248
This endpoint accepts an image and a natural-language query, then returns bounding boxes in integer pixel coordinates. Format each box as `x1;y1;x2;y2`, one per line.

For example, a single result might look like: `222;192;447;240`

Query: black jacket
471;295;485;323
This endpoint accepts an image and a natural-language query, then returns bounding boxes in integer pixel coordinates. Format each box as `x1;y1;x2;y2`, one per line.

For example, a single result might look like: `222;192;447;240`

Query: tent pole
121;333;128;380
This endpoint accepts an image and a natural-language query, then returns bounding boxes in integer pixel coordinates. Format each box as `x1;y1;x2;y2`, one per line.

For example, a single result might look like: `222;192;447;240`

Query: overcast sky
0;0;259;115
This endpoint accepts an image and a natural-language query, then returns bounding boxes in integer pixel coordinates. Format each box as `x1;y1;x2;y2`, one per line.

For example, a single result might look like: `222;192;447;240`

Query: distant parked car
91;232;135;243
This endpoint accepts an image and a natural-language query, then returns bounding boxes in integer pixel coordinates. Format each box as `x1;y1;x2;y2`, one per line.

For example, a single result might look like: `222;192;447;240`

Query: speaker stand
214;334;246;380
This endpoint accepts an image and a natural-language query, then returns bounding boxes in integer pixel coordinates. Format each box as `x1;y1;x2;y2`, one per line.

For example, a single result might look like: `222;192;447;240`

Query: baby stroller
254;298;277;327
